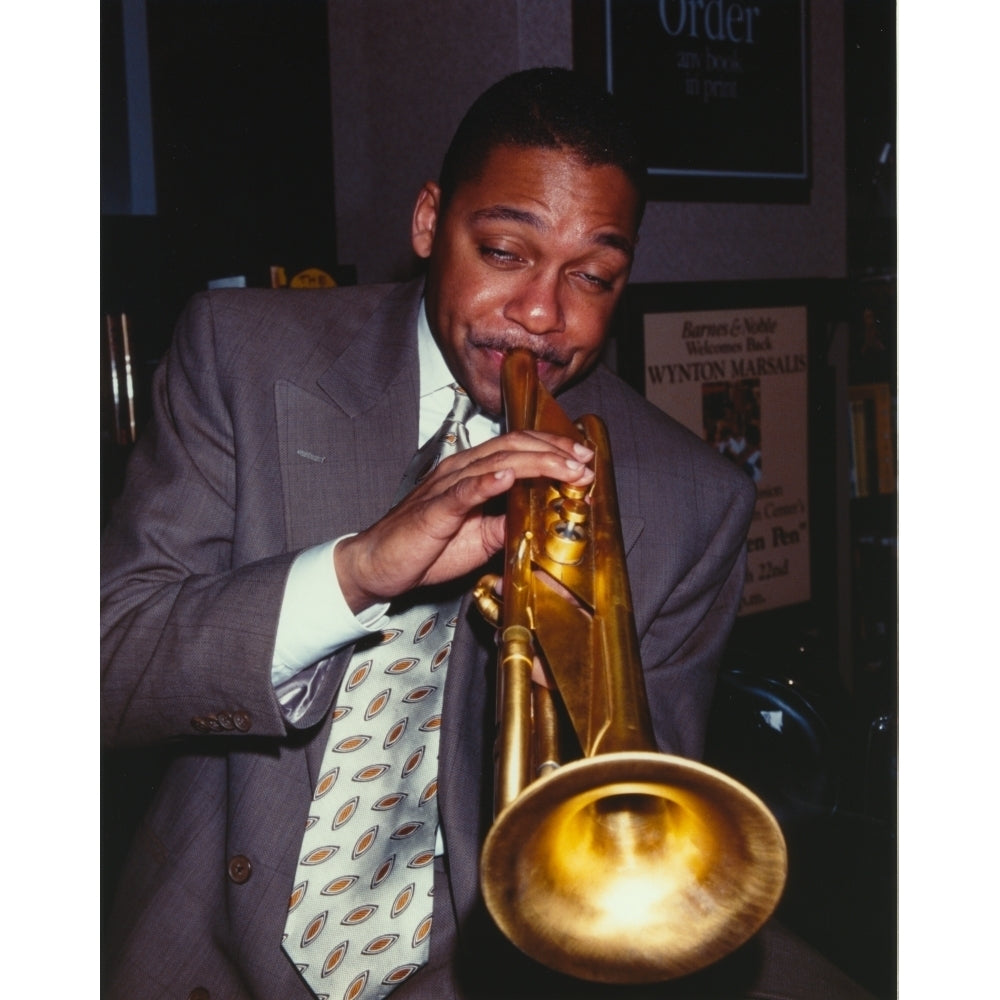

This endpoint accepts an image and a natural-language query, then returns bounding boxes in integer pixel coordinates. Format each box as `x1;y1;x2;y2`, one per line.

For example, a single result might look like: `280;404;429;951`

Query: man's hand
334;431;594;614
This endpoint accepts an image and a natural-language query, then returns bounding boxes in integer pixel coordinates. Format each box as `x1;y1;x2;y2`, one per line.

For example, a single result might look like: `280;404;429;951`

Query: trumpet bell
480;751;788;984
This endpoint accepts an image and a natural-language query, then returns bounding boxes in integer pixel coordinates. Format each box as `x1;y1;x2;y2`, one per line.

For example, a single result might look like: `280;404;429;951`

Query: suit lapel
276;282;424;551
438;592;495;919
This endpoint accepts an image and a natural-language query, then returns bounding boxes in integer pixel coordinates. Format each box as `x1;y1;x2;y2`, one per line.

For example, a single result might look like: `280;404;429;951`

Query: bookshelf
845;274;897;813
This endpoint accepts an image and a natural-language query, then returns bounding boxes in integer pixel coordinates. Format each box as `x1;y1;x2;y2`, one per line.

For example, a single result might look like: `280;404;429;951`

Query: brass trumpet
473;349;787;984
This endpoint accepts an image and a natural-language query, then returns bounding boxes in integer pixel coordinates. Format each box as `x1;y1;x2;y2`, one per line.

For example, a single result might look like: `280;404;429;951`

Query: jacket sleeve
101;293;344;749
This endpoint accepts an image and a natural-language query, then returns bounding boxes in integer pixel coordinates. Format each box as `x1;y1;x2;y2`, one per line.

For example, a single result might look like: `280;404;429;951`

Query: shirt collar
417;298;500;443
417;299;456;399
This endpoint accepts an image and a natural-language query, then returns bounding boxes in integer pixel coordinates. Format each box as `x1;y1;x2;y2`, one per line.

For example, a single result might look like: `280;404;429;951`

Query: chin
471;384;505;420
456;351;503;416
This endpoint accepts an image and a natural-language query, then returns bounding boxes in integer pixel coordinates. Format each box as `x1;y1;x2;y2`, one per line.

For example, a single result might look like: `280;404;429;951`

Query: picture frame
573;0;811;203
614;279;846;634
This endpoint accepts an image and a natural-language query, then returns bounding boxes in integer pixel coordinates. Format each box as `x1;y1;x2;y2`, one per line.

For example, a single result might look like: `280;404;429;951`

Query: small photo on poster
703;379;763;485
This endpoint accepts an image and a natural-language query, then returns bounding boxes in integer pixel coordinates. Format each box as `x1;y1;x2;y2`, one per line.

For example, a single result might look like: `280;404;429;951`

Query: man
102;68;869;999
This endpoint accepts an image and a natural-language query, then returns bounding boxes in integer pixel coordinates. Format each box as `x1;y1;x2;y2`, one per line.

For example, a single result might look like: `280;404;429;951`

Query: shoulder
168;280;421;384
177;281;415;354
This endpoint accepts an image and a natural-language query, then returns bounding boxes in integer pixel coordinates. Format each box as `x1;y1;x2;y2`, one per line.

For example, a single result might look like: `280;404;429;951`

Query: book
848;383;895;496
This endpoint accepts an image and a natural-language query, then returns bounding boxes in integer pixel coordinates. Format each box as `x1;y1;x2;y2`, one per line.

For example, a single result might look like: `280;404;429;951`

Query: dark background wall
102;0;340;367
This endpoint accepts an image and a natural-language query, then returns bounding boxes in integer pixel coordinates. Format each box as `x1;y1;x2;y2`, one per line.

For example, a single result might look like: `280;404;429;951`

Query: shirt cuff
271;536;390;686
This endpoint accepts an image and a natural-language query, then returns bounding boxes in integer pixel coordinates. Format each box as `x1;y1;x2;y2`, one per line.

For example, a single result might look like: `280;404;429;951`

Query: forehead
445;144;641;244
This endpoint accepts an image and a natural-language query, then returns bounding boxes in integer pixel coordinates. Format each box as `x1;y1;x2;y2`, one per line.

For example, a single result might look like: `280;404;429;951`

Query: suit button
190;717;210;733
188;990;210;1000
217;711;235;730
232;710;252;732
228;854;252;884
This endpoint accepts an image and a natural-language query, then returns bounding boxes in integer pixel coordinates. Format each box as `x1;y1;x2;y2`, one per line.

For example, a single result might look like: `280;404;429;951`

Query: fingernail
572;443;594;459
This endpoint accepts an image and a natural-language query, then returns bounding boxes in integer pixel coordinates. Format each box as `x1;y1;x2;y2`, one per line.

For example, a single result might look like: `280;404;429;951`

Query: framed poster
573;0;810;202
616;281;843;620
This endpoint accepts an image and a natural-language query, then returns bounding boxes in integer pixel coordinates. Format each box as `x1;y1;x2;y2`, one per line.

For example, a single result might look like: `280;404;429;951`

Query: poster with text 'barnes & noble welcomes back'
643;305;809;615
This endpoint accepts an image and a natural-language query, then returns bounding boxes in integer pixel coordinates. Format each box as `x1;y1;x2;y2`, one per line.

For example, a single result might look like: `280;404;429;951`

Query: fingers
425;430;595;497
478;429;595;470
405;432;594;532
335;431;596;614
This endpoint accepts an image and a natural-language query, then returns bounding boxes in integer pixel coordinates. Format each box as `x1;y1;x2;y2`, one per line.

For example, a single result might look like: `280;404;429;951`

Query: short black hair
438;67;648;224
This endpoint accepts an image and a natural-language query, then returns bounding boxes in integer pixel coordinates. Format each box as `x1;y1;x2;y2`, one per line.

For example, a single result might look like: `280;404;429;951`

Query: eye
572;270;615;293
478;245;523;266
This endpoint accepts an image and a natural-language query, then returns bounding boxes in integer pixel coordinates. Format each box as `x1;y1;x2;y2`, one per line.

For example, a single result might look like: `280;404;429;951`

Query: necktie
283;385;477;1000
396;384;476;497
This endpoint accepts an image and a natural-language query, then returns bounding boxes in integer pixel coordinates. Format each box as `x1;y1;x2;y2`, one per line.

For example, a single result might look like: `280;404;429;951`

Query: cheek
435;258;502;325
463;267;512;317
565;302;616;357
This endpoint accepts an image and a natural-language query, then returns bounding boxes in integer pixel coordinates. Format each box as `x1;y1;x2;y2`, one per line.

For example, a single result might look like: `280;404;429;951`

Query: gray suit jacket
101;279;755;999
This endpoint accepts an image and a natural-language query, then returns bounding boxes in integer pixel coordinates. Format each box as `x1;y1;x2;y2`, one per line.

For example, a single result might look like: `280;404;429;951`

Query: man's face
412;145;641;417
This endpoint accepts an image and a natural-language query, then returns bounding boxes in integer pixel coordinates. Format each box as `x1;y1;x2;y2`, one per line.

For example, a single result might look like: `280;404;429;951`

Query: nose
503;270;565;337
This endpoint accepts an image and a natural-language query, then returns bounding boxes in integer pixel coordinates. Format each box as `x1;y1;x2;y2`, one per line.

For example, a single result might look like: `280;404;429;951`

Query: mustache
470;334;571;367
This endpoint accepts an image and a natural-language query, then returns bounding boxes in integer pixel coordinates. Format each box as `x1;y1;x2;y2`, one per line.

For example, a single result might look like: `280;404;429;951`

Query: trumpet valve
544;488;590;565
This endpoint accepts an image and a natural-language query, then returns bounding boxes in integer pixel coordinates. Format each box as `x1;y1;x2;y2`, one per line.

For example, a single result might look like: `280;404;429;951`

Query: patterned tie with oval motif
282;386;476;1000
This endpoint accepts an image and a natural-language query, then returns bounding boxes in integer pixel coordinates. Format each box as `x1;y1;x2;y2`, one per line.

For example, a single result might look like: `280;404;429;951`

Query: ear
411;182;442;260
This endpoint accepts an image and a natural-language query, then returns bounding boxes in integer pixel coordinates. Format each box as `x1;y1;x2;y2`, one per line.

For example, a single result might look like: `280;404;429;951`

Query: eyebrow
469;205;635;261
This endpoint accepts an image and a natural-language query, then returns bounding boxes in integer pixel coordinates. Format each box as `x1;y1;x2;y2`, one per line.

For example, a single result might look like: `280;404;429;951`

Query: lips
457;335;575;418
471;342;568;394
468;335;570;371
